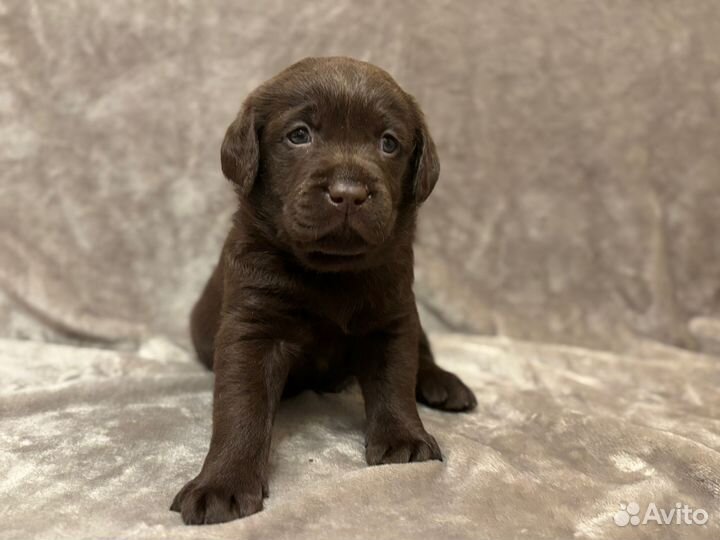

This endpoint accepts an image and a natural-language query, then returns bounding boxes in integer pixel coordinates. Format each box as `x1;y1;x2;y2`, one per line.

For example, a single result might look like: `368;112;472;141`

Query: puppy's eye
287;126;312;145
381;133;399;155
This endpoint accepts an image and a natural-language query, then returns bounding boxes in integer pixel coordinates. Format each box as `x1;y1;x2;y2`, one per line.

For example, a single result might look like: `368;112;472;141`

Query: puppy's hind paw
416;366;477;412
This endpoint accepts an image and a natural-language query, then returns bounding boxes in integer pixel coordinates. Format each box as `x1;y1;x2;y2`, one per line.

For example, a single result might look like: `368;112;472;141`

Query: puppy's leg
171;319;291;525
416;327;477;412
357;317;442;465
189;262;223;370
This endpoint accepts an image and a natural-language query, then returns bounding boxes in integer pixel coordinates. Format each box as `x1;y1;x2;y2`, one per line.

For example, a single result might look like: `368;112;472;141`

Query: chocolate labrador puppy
171;57;476;525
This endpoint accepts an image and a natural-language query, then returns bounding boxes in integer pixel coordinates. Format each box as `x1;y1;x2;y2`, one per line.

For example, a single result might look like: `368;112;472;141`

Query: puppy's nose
326;181;369;209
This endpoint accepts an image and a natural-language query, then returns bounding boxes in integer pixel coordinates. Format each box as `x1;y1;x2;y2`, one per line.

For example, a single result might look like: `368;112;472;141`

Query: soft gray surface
2;0;719;350
2;334;720;540
2;1;720;539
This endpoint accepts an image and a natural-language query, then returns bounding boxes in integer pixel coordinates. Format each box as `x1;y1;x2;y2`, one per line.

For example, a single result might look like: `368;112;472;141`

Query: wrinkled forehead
254;63;415;138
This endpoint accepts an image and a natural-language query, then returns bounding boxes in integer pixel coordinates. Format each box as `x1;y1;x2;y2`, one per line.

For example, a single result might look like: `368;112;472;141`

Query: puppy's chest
303;286;393;336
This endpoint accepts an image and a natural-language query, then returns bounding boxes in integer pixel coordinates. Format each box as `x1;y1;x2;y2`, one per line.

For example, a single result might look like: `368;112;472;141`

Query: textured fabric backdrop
3;335;720;540
1;1;720;539
2;0;719;351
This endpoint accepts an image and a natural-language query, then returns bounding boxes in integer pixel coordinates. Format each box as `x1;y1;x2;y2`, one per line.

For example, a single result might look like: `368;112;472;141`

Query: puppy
171;57;477;525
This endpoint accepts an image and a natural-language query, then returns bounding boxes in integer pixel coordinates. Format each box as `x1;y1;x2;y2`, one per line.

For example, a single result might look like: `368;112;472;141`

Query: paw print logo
614;502;641;526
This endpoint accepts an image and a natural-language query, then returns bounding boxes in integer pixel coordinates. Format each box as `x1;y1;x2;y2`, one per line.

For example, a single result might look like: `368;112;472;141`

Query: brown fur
171;57;476;525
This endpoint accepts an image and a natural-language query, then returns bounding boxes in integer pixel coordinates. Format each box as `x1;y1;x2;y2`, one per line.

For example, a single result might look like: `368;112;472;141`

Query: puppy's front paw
416;366;477;412
170;472;265;525
366;428;442;465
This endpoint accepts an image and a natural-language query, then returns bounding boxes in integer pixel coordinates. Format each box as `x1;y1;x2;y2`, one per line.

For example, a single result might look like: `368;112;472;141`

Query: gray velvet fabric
2;1;720;539
3;335;720;539
2;0;719;350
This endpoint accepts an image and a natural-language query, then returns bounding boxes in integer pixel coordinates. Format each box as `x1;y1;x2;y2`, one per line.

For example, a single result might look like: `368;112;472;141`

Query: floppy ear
410;108;440;203
220;100;259;196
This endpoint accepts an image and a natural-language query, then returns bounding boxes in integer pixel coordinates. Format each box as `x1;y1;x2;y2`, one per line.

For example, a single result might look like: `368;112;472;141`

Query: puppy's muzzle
287;160;393;266
317;160;380;217
324;180;370;213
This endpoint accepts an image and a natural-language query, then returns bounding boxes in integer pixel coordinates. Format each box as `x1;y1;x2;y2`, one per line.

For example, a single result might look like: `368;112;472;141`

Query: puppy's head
221;57;439;272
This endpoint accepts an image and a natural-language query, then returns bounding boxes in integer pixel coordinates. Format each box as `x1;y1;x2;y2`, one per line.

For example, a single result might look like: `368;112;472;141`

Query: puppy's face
221;57;439;271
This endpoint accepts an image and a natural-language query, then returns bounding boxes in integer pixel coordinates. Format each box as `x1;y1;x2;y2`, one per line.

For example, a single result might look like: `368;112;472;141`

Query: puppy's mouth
306;250;366;265
297;230;372;270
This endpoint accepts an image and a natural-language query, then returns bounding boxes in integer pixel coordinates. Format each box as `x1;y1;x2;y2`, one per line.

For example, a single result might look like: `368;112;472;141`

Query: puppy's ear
221;100;259;196
410;102;440;203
